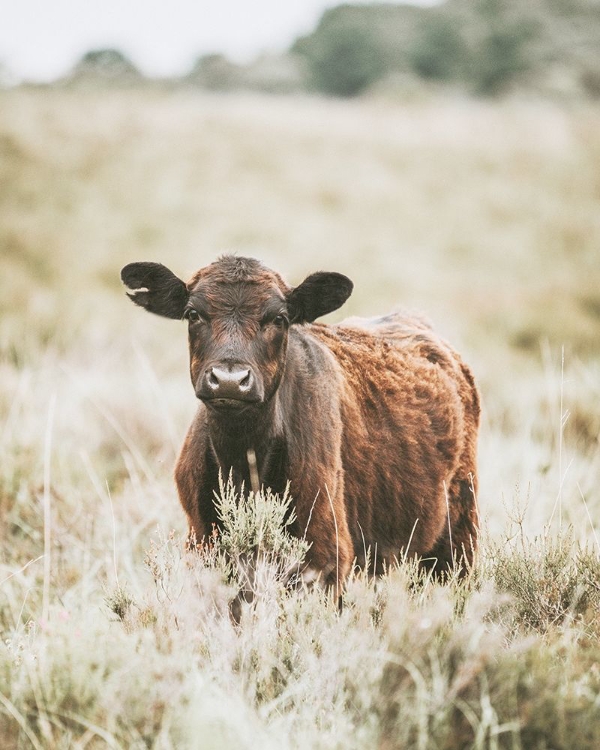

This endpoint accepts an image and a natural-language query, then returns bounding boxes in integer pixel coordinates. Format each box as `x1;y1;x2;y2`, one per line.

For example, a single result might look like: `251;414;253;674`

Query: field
1;87;599;748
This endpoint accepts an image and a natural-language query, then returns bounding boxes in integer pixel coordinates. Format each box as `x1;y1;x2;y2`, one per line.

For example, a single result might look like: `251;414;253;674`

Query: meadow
0;87;599;748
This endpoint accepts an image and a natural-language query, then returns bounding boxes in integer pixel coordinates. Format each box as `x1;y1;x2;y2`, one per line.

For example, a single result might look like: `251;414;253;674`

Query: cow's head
121;256;353;416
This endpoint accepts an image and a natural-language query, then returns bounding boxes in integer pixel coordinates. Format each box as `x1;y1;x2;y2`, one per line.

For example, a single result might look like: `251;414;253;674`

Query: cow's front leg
294;483;354;600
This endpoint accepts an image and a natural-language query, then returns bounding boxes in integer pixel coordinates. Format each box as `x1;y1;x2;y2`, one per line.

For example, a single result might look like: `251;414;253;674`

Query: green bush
187;54;242;91
471;22;539;95
409;14;469;82
296;21;386;97
67;48;142;85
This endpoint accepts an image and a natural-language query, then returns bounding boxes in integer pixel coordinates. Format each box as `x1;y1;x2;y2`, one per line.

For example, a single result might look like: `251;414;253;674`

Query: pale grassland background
0;88;599;748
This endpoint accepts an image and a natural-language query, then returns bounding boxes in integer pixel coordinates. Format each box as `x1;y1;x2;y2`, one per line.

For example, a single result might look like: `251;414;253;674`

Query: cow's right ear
121;262;189;320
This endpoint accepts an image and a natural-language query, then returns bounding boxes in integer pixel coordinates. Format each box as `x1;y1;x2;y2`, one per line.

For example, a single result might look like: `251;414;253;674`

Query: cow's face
121;256;353;416
184;258;291;414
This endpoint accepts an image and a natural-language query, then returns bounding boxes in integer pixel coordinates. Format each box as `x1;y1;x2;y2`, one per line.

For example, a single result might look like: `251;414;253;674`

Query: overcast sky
1;0;438;82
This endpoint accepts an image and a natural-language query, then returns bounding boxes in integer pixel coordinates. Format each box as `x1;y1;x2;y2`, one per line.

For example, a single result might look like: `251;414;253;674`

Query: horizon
1;0;439;84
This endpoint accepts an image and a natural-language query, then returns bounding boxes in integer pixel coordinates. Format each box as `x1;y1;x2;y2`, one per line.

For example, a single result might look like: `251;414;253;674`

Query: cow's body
122;256;480;591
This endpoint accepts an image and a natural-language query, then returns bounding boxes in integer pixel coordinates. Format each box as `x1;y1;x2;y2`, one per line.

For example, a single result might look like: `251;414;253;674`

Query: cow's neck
206;398;283;491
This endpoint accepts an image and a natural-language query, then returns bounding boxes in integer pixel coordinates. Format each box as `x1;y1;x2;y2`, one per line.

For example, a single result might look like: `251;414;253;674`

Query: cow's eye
260;312;287;329
185;309;202;323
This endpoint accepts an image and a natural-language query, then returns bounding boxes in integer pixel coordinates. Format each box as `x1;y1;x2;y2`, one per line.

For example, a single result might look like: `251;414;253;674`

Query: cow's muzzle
196;364;262;409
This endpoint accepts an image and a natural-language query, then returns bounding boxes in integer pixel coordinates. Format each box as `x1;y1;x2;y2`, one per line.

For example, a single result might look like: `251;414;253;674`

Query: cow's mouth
202;397;259;413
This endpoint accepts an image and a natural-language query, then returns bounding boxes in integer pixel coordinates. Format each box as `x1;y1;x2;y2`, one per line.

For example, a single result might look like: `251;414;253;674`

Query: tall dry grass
0;88;599;747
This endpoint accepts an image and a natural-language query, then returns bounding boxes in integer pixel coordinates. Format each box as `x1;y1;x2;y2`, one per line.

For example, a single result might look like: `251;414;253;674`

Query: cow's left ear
287;272;353;324
121;262;189;319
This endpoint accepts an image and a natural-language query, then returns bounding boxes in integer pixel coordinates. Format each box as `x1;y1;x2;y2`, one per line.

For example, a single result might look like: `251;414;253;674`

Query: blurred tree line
44;0;600;99
292;0;600;97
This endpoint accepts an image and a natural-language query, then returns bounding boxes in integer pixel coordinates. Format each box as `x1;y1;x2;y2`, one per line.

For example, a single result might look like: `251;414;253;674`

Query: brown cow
121;255;480;593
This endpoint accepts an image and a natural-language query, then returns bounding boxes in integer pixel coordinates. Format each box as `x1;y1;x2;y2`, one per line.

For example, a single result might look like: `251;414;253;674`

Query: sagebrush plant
487;531;600;635
1;89;599;747
214;474;310;574
104;582;135;623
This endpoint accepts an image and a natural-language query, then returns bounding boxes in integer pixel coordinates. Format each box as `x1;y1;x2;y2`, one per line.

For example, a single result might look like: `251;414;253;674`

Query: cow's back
307;312;480;570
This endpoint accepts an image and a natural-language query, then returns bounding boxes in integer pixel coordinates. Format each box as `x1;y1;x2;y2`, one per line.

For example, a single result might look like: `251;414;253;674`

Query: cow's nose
204;366;254;399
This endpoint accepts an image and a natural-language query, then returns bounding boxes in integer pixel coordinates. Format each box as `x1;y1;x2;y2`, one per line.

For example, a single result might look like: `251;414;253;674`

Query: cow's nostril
208;369;220;388
239;371;251;388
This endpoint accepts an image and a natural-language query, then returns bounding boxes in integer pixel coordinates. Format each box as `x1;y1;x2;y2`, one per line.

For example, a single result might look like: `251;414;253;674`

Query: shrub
298;23;386;97
409;14;469;82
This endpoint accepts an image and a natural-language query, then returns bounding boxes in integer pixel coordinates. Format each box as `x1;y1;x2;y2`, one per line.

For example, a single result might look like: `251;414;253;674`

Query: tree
469;0;540;95
187;54;242;91
69;49;142;84
293;8;391;97
409;14;469;82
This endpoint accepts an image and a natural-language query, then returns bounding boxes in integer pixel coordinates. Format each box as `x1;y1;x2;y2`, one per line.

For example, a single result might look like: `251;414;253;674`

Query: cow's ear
121;262;189;320
287;272;353;324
